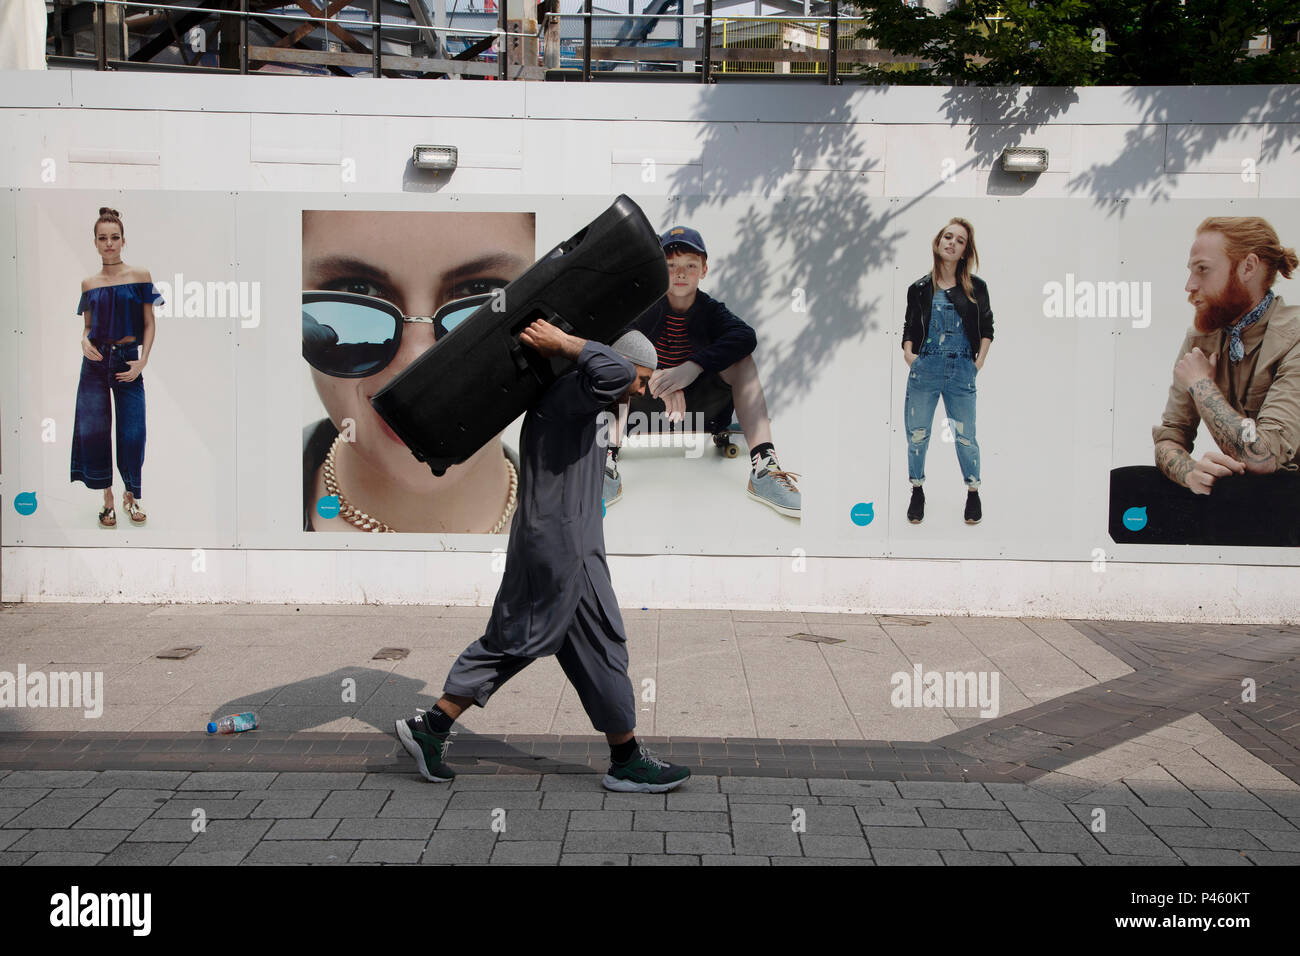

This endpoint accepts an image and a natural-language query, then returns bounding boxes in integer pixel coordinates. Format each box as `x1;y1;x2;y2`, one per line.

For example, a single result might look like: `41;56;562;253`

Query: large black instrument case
371;194;668;475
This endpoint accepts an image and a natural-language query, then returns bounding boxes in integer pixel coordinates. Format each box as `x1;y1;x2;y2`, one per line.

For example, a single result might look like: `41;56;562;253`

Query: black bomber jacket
901;273;994;356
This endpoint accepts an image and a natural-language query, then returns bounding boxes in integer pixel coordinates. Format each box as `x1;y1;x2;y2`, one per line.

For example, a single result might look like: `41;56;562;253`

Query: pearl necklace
323;435;517;534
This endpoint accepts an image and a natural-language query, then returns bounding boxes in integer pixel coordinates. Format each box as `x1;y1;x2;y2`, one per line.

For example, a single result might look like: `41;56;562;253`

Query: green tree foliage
850;1;1299;85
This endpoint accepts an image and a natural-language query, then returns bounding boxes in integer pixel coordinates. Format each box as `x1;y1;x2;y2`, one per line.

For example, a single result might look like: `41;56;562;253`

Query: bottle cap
206;721;218;734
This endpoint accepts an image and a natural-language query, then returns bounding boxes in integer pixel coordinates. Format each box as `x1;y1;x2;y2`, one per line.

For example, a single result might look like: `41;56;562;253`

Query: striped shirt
654;313;692;369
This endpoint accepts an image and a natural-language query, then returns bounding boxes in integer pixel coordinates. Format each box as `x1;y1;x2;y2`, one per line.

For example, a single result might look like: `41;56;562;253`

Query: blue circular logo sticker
14;491;37;516
850;502;874;526
316;495;340;520
1122;506;1148;532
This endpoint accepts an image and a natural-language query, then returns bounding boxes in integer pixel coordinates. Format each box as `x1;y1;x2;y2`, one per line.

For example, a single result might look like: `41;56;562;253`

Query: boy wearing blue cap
606;226;800;518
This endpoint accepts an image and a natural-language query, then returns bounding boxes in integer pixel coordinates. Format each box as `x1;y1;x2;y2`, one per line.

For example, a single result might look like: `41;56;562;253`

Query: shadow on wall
665;87;900;411
933;85;1300;212
1067;86;1300;209
663;83;1299;407
661;87;1077;409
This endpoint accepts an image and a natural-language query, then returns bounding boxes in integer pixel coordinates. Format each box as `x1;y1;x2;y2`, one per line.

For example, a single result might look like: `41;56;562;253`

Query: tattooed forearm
1155;440;1195;487
1188;379;1278;473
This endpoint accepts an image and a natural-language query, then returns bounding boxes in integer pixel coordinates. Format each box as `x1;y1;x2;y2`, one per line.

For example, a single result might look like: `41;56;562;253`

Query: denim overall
904;288;980;488
70;341;146;500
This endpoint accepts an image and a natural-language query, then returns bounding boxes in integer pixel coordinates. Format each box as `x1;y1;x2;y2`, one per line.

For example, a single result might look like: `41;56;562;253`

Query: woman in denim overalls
72;207;160;528
901;218;993;525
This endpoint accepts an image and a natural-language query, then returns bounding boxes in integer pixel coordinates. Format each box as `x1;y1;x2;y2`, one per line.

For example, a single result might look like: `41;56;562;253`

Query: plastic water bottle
207;712;258;735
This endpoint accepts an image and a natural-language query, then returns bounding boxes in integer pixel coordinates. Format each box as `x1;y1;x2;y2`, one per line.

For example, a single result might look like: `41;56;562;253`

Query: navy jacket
633;290;757;374
901;274;994;357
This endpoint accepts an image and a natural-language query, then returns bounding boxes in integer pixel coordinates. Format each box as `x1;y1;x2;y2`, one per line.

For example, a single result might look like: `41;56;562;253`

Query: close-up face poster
301;210;537;535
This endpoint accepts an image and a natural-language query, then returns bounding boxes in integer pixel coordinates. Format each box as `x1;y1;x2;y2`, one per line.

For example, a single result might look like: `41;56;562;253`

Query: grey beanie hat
611;330;658;370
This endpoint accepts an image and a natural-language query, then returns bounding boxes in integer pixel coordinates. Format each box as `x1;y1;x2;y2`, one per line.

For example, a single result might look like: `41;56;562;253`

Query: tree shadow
663;88;902;409
1062;86;1300;213
939;85;1080;164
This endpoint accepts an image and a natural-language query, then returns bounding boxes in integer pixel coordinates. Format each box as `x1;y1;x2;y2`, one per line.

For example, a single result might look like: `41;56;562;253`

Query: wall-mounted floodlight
413;146;458;171
999;147;1049;175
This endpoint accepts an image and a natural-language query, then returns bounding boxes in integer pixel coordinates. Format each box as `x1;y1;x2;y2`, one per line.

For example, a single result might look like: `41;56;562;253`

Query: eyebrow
307;256;394;284
448;252;531;275
307;252;530;283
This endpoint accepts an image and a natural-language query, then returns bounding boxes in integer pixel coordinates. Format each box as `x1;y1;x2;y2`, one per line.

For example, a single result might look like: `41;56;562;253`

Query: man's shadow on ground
212;666;596;774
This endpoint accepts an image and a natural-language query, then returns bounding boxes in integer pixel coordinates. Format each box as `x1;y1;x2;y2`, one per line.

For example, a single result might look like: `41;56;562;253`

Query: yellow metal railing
714;17;869;74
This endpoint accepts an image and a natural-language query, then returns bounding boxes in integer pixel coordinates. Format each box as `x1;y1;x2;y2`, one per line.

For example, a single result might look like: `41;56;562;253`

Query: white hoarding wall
1;76;1298;616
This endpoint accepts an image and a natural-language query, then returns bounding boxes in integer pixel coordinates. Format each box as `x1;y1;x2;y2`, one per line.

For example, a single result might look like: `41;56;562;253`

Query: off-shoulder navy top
76;282;163;342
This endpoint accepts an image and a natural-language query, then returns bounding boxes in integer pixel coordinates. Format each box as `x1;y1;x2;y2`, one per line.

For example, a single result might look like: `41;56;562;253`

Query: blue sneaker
603;461;623;509
747;453;800;518
394;713;456;782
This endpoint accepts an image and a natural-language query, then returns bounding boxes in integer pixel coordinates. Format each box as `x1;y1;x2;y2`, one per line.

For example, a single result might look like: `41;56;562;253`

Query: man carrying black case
395;321;692;793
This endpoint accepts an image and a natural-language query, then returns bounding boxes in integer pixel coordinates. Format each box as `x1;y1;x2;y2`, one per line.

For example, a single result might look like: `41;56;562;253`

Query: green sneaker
602;746;691;793
394;714;456;782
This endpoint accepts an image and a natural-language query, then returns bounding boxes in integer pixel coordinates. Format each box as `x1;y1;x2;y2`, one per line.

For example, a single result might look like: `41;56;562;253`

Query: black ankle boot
907;485;925;524
964;489;982;525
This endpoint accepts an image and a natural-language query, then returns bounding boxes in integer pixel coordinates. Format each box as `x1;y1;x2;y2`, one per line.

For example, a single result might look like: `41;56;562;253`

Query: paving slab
665;832;732;854
11;829;130;852
24;852;106;865
245;841;356;864
351;840;427;863
266;819;340;840
6;798;101;829
100;842;185;865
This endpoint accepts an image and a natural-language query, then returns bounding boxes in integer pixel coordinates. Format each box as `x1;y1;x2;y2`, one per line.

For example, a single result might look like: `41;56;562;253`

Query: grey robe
485;341;634;657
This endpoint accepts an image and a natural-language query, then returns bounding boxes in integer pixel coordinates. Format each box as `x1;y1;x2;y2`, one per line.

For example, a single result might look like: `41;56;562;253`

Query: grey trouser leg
554;582;636;734
442;635;534;709
442;579;637;735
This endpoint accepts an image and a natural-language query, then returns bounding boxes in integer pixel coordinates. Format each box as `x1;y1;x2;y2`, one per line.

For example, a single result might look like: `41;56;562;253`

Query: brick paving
938;621;1300;784
0;768;1296;866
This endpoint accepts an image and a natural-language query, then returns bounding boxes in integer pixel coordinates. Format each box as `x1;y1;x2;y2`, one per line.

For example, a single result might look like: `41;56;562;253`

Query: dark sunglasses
302;290;492;378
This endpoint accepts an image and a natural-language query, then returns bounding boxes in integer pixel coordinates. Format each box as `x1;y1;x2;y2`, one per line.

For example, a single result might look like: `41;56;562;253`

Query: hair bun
99;206;120;217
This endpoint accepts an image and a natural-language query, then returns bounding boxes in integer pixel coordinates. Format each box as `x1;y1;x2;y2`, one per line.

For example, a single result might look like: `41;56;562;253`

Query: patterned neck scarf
1228;290;1273;363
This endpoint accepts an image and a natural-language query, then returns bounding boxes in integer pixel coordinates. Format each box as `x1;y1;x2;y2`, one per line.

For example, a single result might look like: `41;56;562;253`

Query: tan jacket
1153;295;1300;470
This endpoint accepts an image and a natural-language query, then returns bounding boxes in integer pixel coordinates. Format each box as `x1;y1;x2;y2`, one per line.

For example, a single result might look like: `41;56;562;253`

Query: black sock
422;705;455;734
610;736;638;764
750;442;775;473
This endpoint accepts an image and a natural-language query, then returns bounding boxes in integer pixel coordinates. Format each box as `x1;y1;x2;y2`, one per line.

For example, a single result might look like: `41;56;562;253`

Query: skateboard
619;419;745;458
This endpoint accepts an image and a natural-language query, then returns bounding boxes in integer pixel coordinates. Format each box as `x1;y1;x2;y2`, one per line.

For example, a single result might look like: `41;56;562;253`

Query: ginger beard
1191;266;1254;333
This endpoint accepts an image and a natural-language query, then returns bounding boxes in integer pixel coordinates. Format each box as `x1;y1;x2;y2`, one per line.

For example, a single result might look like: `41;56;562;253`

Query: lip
365;396;406;445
